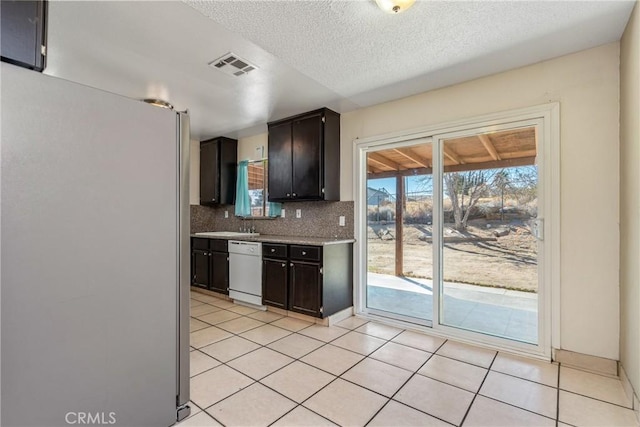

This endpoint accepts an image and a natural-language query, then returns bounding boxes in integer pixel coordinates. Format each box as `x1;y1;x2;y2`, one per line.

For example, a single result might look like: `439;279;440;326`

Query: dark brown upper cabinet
267;108;340;202
200;137;237;206
1;0;47;71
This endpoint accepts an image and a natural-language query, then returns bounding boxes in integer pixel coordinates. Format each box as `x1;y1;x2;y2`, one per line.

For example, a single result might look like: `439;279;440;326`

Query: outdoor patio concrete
366;272;538;344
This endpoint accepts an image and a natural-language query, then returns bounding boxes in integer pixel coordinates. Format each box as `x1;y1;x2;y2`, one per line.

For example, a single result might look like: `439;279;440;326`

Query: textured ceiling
44;1;635;140
186;0;635;106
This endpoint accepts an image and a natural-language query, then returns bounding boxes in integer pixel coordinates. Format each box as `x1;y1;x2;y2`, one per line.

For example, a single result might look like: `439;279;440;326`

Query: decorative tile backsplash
191;201;354;239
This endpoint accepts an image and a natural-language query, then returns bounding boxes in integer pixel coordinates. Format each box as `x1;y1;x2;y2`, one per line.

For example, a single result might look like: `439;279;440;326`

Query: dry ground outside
367;219;538;292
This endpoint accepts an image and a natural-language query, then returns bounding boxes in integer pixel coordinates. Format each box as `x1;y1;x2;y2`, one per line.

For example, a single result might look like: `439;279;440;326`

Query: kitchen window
248;159;270;217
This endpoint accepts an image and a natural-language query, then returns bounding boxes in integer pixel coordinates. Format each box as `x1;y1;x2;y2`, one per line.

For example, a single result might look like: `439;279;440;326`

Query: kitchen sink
194;231;260;237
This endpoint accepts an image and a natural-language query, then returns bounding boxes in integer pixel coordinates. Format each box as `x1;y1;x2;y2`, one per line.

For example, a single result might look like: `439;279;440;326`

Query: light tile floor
182;291;639;427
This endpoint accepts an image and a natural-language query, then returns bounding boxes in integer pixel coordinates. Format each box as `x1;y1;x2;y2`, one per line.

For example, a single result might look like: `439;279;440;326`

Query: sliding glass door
437;126;540;344
357;108;556;356
365;140;434;325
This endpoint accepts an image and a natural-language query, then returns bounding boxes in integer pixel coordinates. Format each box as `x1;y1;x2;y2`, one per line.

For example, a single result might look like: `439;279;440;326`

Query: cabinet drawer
210;239;228;253
289;245;321;262
263;243;288;259
192;237;209;250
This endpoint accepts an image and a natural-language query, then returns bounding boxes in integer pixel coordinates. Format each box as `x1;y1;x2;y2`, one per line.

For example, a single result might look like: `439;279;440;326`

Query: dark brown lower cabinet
289;261;321;316
210;251;229;294
262;259;288;309
191;248;210;290
191;237;229;295
262;242;353;318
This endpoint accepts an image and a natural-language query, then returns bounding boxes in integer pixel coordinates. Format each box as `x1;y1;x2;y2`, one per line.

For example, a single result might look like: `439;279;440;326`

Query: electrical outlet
281;209;285;218
224;210;229;219
296;209;302;219
339;216;345;226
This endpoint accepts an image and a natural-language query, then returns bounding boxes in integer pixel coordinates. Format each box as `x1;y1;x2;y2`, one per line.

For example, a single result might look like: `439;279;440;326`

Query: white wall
341;43;621;360
238;133;268;162
620;2;640;392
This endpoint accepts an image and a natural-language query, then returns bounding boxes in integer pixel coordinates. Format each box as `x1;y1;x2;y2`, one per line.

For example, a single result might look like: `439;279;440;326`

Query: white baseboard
620;364;640;423
553;348;618;377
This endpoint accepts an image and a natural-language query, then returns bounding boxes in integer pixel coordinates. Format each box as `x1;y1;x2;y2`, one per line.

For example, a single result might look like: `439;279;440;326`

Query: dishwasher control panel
228;240;262;256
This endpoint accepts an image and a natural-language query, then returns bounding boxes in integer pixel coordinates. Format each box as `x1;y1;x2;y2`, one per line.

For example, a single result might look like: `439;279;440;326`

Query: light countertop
191;233;355;246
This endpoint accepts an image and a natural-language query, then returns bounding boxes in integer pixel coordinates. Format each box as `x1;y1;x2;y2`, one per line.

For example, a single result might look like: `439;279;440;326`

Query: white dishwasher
228;240;264;307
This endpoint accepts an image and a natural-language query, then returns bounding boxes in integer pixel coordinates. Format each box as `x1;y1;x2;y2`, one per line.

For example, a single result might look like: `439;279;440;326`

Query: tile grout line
463;355;560;424
556;362;561;427
189;305;322;424
363;339;450;426
194;305;461;425
190;299;578;426
485;364;558;389
255;319;417;425
196;358;299;422
190;308;371;424
266;404;336;427
459;351;498;426
475;394;558;424
291;351;415;424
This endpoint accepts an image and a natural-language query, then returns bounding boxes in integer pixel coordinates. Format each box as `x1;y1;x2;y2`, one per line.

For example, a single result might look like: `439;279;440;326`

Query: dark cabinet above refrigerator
200;137;237;206
267;108;340;202
1;0;47;71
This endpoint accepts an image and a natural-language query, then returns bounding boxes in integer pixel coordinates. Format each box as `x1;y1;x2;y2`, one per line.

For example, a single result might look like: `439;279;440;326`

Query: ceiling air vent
208;53;257;77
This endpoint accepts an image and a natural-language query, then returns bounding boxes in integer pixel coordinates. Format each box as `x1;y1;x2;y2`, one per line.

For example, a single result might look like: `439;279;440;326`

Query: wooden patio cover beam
478;134;502;161
443;146;464;165
368;152;403;170
366;156;536;179
392;148;431;168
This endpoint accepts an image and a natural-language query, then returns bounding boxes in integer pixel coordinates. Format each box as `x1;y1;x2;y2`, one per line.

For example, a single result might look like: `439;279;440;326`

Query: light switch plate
224;210;229;218
296;209;302;219
281;209;285;218
339;216;345;226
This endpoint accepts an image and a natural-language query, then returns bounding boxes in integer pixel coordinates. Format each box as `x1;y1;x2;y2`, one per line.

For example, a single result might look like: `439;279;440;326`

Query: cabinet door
210;251;229;294
1;0;46;71
218;139;238;205
200;141;219;205
192;249;210;289
292;114;323;200
262;259;288;309
267;121;292;201
289;262;321;317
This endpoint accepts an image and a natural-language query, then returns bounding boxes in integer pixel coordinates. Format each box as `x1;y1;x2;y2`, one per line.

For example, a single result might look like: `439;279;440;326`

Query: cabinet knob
286;193;290;197
292;193;297;197
271;248;275;253
290;263;294;267
212;198;215;201
281;263;286;267
208;253;212;256
302;251;307;255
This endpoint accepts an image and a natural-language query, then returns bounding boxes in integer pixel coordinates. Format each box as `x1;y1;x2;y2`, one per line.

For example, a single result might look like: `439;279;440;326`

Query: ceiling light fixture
375;0;415;14
142;98;174;110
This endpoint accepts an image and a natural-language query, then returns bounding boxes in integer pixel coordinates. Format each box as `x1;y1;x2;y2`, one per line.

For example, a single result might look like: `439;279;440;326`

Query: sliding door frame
357;136;435;327
353;103;560;359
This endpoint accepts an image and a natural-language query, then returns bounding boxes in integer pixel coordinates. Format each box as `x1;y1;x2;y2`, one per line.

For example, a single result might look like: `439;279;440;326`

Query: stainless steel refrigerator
1;62;191;426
